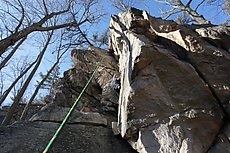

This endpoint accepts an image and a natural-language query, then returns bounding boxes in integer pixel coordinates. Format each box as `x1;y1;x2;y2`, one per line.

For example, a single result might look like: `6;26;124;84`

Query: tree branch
1;31;54;126
36;19;88;31
42;0;49;15
165;9;183;19
77;26;93;46
157;0;211;25
195;0;206;11
0;37;27;70
0;55;38;106
186;0;193;7
15;0;25;33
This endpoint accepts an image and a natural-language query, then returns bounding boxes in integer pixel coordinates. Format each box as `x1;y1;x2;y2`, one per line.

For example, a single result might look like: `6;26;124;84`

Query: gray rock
30;104;107;126
109;8;229;153
0;121;136;153
1;8;229;153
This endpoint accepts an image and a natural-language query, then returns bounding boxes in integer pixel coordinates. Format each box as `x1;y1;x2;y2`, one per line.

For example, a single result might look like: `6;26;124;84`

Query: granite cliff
0;8;229;153
109;8;230;153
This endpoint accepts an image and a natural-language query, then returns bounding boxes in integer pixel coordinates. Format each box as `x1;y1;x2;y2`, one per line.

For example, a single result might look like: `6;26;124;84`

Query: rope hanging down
43;64;100;153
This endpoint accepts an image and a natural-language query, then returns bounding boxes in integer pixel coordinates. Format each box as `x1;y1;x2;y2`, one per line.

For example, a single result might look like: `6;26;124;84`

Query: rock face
109;8;229;153
0;47;136;153
0;121;135;153
0;8;229;153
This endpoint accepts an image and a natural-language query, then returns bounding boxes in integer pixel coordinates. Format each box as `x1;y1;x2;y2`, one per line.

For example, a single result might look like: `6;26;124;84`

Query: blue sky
94;0;228;38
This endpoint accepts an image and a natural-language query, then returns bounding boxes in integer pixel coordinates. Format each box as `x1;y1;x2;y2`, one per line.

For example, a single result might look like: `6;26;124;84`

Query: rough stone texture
1;8;230;153
193;25;230;52
0;109;6;123
208;123;230;153
51;47;120;115
0;46;128;153
30;104;108;126
109;8;229;153
0;121;136;153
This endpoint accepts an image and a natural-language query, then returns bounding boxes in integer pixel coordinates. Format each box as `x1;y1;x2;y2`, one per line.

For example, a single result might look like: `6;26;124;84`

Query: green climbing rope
43;65;99;153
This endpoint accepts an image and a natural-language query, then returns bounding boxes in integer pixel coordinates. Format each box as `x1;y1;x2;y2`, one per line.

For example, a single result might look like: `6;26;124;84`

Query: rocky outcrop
0;47;136;153
109;8;229;153
52;47;119;113
0;8;229;153
0;121;135;153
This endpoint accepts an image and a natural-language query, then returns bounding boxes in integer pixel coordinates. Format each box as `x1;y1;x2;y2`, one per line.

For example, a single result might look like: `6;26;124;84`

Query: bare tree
206;0;230;24
175;12;192;24
0;37;26;70
0;56;38;106
224;0;230;16
0;0;101;56
111;0;136;12
91;28;109;48
207;0;230;14
20;32;68;121
9;56;32;101
156;0;211;24
61;0;105;48
1;31;53;126
0;0;104;125
0;71;4;97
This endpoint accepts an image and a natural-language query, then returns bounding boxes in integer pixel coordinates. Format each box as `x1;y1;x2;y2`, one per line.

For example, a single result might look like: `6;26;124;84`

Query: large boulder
109;8;229;153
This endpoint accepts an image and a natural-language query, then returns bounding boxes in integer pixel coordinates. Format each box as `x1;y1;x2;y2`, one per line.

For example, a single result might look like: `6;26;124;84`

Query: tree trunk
1;32;53;126
0;37;27;70
0;57;38;106
0;26;36;56
20;61;58;120
185;7;211;25
0;8;86;56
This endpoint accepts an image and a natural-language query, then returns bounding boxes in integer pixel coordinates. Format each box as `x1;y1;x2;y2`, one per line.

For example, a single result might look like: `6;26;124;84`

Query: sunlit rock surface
109;8;229;153
0;8;229;153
